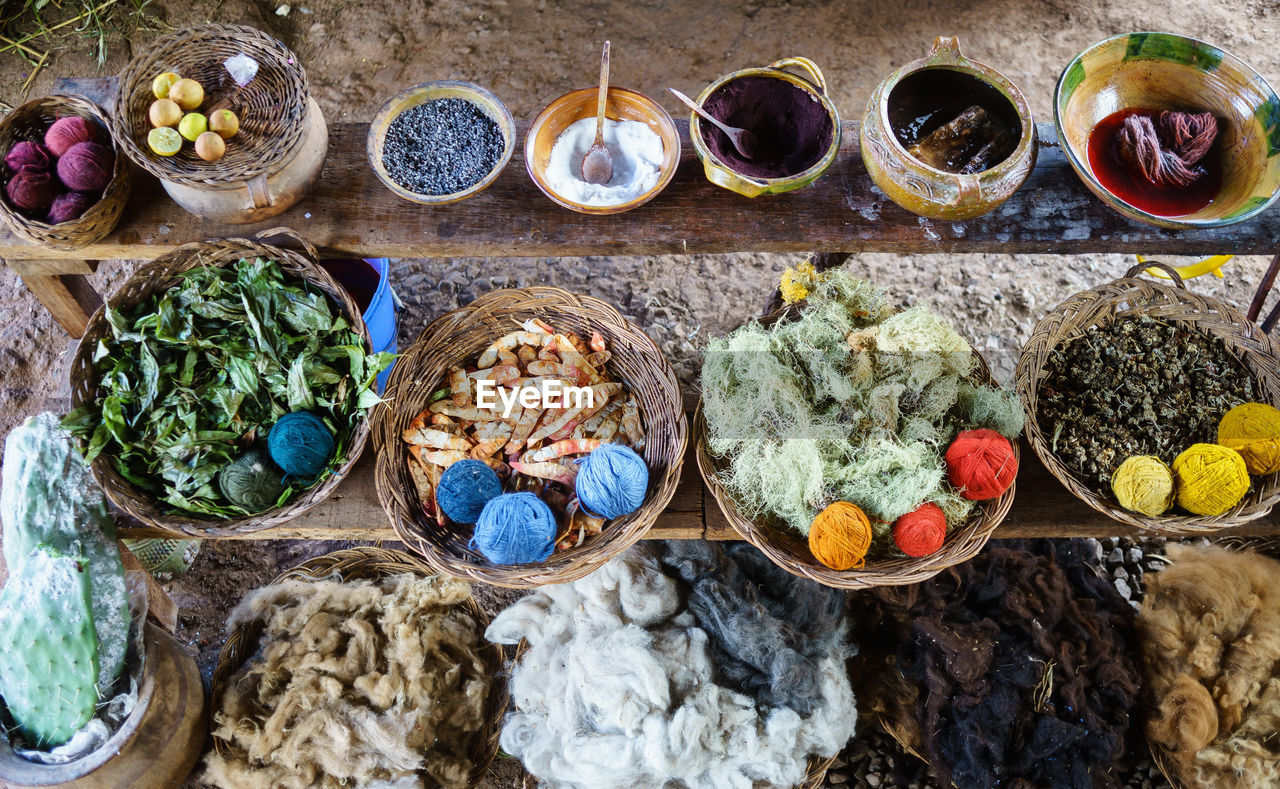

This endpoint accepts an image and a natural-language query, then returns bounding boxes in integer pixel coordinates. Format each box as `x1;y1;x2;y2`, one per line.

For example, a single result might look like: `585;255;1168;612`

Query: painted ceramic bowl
367;81;515;205
1056;32;1280;229
525;86;680;215
860;36;1037;221
689;57;841;198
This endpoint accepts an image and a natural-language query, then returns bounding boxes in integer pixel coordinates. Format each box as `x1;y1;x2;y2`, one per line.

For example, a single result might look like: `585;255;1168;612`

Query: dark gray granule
382;98;505;196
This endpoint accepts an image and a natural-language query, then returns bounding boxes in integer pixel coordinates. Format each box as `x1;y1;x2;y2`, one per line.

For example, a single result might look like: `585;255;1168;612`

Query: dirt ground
3;0;1280;787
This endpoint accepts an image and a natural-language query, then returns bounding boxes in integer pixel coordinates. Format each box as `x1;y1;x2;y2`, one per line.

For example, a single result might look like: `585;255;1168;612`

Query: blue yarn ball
267;411;335;479
437;459;502;524
471;492;556;565
575;443;649;519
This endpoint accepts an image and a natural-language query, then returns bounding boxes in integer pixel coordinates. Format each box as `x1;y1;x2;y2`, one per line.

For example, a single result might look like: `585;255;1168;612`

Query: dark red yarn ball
44;116;96;157
945;429;1017;501
5;141;51;173
47;191;96;224
5;166;60;212
56;142;113;192
893;502;947;557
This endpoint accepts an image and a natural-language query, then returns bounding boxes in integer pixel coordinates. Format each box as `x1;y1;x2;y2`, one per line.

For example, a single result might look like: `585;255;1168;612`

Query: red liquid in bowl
1086;108;1221;217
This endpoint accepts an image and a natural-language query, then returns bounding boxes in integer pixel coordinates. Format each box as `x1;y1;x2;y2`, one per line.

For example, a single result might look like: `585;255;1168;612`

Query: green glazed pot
1055;31;1280;229
689;57;841;198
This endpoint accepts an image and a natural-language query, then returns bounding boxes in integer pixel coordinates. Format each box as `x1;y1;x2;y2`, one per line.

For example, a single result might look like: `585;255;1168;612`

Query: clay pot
861;36;1036;220
1055;31;1280;229
0;623;206;788
688;57;841;198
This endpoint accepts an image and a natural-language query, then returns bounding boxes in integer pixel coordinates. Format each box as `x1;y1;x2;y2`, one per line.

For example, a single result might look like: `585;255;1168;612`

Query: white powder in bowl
544;117;665;207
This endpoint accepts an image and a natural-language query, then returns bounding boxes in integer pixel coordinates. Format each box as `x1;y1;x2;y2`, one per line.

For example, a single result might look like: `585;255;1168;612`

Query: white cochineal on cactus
0;412;129;694
486;543;857;789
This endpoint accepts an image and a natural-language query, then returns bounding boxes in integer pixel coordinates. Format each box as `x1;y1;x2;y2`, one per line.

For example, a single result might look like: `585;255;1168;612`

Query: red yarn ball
48;191;96;224
945;428;1018;500
5;141;50;173
56;142;113;192
5;166;60;212
893;503;947;557
44;116;96;157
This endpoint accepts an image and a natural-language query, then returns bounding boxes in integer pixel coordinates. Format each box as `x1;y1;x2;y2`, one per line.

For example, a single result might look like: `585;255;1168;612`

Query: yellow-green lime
178;113;208;142
147;127;183;156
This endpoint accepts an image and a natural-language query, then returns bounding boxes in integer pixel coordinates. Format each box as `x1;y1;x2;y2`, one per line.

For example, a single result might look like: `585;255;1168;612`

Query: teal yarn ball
438;459;502;524
267;411;335;479
219;448;285;512
471;492;556;565
575;443;649;519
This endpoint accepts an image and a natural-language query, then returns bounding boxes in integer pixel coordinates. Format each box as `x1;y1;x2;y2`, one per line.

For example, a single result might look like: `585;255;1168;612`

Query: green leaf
356;388;385;410
287;354;315;411
278;289;334;332
226;355;258;396
138;341;160;413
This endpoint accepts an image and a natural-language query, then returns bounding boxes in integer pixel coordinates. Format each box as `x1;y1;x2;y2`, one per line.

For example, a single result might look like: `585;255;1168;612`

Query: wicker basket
1015;263;1280;534
0;94;131;250
67;228;371;537
373;287;687;588
695;306;1017;590
209;546;506;788
112;23;309;187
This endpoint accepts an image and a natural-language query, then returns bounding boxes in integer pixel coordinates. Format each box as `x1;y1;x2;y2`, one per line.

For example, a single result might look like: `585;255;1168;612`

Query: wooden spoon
668;87;758;159
581;41;614;185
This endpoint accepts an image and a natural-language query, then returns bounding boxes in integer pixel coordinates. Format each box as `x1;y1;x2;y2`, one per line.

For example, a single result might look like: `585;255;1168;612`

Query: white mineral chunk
225;53;260;85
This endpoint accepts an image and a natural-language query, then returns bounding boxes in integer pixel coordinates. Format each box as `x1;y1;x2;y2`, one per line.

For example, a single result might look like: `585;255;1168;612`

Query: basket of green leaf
64;228;391;537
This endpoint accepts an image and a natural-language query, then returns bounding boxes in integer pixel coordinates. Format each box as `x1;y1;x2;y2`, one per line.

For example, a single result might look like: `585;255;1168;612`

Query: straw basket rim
372;286;688;589
0;93;131;250
694;303;1017;591
66;229;372;537
112;22;309;187
1014;263;1280;534
208;545;506;788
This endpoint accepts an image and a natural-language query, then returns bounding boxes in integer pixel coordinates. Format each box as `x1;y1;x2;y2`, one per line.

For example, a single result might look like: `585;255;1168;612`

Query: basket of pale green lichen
695;265;1024;590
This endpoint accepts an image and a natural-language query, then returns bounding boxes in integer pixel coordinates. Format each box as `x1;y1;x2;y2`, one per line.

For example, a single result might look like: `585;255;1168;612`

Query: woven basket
695;306;1017;590
373;287;687;588
67;228;371;537
209;546;506;788
1015;263;1280;534
112;23;309;186
0;94;131;249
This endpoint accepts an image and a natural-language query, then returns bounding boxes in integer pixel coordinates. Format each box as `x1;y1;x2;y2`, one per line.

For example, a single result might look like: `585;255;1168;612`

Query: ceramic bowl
689;57;841;198
367;80;516;205
525;86;680;215
1055;31;1280;229
860;36;1037;221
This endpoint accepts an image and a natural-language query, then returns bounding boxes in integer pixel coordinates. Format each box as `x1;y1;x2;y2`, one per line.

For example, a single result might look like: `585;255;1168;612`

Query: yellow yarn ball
1218;402;1280;475
1111;455;1174;516
1172;443;1250;516
808;502;872;571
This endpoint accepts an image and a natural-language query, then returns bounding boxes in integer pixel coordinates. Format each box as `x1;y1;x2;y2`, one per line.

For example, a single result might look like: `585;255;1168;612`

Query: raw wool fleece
202;574;490;789
1138;544;1280;788
486;542;857;789
873;540;1141;789
701;270;1022;550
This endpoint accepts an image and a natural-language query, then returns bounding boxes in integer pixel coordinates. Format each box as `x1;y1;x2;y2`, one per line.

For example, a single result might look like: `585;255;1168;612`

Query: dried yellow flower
779;261;820;305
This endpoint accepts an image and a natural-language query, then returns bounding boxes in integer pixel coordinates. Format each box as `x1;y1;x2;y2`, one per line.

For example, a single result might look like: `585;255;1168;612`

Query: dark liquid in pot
888;68;1021;172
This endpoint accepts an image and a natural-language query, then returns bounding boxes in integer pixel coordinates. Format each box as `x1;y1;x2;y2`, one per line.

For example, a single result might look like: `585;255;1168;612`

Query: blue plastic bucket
319;257;397;392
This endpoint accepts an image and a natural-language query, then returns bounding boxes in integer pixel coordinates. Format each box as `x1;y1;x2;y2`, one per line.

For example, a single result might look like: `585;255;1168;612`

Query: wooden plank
7;258;97;276
15;271;102;337
6;119;1280;263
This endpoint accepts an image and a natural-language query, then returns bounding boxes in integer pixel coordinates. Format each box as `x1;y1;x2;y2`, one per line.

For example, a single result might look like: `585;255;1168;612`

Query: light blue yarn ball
437;459;502;525
471;492;556;565
575;443;649;519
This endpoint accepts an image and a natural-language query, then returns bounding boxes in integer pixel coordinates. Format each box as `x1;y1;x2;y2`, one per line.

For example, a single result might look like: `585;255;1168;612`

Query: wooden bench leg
11;260;103;338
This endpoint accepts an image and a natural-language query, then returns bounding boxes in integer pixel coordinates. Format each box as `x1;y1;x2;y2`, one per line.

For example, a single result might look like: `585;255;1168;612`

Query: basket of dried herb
696;266;1023;590
1016;263;1280;533
64;229;390;537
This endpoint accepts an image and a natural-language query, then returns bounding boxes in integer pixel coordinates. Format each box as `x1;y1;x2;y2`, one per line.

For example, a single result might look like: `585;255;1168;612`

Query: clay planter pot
689;57;841;198
861;36;1037;220
369;80;516;205
1055;31;1280;229
0;622;206;788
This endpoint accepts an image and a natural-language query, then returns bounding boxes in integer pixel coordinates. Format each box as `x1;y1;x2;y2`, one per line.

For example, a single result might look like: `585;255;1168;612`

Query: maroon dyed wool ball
47;191;97;224
5;167;60;212
56;142;114;192
5;141;51;173
44;116;96;157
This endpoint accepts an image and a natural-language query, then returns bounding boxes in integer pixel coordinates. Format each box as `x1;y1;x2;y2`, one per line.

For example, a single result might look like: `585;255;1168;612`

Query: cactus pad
0;546;100;748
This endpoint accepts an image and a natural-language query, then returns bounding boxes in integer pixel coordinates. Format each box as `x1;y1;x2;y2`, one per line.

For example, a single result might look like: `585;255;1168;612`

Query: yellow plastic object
1137;254;1231;280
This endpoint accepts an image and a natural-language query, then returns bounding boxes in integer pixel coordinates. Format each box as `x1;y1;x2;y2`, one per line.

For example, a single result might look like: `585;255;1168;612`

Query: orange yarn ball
893;503;947;557
946;429;1018;500
808;501;872;571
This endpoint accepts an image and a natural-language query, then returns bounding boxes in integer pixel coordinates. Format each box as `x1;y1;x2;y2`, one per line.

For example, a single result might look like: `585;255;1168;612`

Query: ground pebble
382;98;504;195
1109;547;1124;564
1114;577;1133;599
